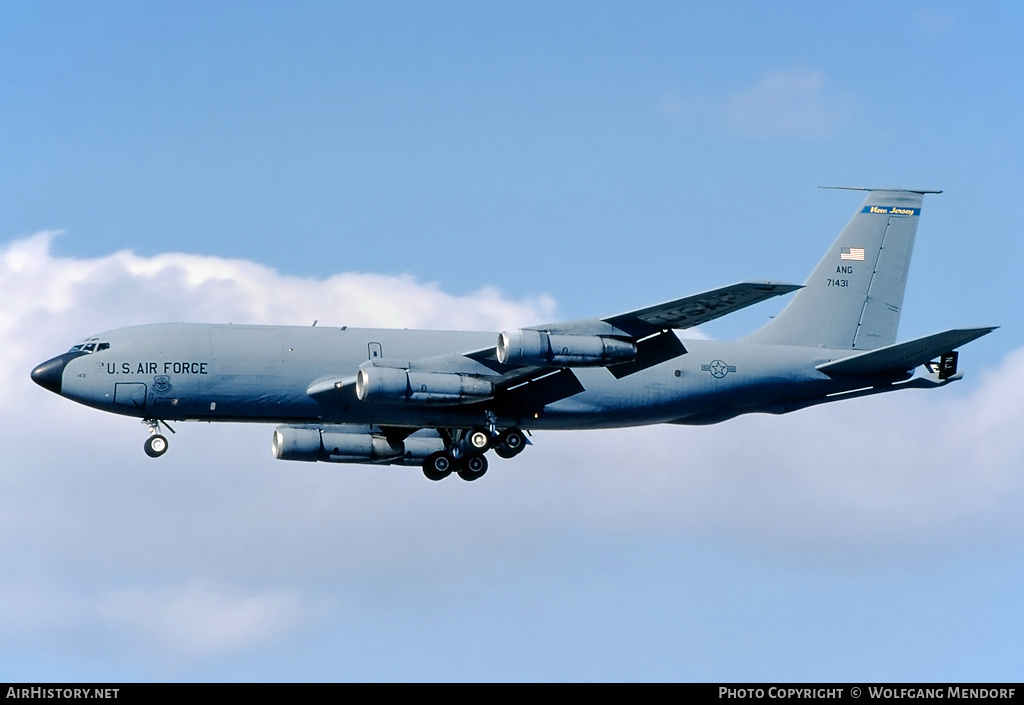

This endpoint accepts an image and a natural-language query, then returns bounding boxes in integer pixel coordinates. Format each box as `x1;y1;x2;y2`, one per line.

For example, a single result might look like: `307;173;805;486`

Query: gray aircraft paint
746;188;939;350
31;189;995;476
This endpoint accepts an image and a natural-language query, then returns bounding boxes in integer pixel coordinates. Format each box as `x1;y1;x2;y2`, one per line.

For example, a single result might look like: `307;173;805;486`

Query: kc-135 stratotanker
32;188;995;481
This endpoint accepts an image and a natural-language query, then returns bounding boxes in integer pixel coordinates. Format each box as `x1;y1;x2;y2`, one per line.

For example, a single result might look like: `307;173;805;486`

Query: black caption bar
1;683;1021;696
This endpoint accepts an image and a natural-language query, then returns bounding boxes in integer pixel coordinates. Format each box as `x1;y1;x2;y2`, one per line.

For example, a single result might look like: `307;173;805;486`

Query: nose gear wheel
142;418;175;458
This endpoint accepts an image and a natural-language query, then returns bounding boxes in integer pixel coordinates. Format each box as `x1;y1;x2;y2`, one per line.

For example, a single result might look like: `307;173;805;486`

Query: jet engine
355;366;494;404
272;426;322;461
497;330;637;367
272;425;445;464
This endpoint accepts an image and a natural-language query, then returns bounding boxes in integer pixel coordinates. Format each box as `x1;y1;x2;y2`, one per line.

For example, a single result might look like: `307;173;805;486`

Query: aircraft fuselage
49;322;900;430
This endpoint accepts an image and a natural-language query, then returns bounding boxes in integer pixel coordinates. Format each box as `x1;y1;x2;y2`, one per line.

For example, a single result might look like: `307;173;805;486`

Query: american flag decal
840;247;865;261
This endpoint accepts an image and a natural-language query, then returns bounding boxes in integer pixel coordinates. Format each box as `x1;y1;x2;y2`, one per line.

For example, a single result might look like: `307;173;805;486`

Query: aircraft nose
31;354;72;394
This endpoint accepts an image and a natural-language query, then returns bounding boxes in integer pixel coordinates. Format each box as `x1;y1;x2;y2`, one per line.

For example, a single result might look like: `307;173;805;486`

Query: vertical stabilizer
746;188;940;350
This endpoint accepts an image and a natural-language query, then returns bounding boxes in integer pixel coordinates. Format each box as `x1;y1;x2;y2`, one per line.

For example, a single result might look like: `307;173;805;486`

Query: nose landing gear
144;434;168;458
142;418;175;458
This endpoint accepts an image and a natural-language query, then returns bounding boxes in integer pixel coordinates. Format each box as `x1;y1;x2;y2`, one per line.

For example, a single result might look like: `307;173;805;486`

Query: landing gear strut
142;418;175;458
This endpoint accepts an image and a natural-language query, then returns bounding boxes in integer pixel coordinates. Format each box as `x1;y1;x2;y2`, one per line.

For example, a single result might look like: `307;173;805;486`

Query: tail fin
746;187;941;350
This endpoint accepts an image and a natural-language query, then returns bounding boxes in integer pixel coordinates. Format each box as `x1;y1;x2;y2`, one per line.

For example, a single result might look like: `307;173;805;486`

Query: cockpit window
68;338;110;354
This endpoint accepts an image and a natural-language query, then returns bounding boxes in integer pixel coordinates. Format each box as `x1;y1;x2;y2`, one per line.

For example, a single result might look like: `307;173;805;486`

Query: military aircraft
31;188;995;481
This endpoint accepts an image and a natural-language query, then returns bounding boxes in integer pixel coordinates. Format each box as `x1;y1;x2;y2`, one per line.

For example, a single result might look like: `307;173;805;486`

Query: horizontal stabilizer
816;327;997;376
818;186;943;194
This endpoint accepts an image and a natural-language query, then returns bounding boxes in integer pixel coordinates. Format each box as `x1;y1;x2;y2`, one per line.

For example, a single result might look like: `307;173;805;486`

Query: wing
524;281;801;379
309;281;801;415
538;281;802;338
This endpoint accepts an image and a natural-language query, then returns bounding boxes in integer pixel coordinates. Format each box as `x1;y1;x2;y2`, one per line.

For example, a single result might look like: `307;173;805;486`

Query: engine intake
356;366;493;404
497;330;637;367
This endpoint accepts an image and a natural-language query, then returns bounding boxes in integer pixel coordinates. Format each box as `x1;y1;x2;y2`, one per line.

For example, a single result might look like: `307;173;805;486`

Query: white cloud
97;583;305;656
660;69;855;138
2;232;556;657
546;346;1024;559
2;232;1021;661
2;231;555;389
0;579;305;660
726;70;854;137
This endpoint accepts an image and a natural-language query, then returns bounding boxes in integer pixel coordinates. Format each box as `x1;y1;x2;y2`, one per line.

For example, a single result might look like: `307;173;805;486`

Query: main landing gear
421;427;528;482
142;418;175;458
494;428;527;459
422;450;487;482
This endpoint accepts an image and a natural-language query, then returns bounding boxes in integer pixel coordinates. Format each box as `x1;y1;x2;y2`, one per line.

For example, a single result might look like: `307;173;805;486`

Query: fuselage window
68;340;109;354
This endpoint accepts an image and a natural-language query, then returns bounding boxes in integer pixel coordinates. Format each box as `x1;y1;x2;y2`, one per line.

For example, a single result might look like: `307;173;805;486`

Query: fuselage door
114;382;147;410
368;342;382;360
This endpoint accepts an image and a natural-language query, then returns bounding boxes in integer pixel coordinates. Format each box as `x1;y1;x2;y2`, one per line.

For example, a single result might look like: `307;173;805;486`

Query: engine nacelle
272;427;322;462
356;366;493;404
272;426;445;465
497;330;637;367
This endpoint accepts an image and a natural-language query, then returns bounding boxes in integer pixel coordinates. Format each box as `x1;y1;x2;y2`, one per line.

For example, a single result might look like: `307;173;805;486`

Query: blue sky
2;1;1022;682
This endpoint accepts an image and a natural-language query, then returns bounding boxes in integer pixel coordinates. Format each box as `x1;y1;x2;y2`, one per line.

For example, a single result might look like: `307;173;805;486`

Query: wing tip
740;280;803;293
